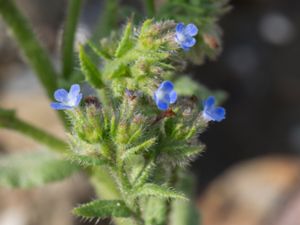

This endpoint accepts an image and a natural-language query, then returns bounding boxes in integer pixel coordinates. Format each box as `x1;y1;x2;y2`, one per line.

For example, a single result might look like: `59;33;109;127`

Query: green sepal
79;45;104;89
0;151;78;188
73;200;132;218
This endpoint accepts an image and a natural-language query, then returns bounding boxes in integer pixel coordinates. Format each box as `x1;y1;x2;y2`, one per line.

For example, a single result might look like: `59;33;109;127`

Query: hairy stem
0;0;58;100
0;109;67;153
62;0;83;79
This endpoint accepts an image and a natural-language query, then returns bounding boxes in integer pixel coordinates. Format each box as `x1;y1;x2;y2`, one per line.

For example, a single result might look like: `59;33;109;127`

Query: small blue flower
175;22;198;51
202;96;226;122
153;81;177;111
51;84;83;110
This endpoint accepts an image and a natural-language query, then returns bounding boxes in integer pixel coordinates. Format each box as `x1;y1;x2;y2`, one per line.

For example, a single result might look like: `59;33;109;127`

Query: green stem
144;0;155;17
0;109;67;153
62;0;83;79
0;0;58;100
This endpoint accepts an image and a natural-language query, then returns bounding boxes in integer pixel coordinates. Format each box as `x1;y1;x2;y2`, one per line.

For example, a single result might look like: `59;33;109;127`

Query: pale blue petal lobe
169;90;177;104
157;100;169;111
204;96;215;108
51;102;72;110
183;37;196;48
74;93;83;107
69;84;81;98
176;23;185;33
54;89;68;102
160;81;174;92
185;24;198;36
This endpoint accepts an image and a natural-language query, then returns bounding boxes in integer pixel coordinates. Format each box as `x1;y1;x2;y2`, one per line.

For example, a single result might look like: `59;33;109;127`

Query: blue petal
157;100;169;111
159;81;174;92
69;84;81;99
181;45;190;51
169;90;177;104
153;92;158;102
214;107;226;122
156;91;170;104
54;89;68;102
182;37;196;48
74;93;83;107
203;96;216;108
176;23;185;33
50;102;72;110
184;24;198;36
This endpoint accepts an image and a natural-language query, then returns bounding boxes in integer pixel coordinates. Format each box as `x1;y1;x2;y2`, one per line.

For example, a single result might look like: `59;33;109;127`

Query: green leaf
135;183;187;200
115;22;133;57
122;138;156;160
87;40;112;60
0;151;79;188
73;200;131;218
79;45;104;89
67;154;108;168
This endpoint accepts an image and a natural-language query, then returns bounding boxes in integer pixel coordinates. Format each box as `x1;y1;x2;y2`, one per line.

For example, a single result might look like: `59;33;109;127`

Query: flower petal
74;93;83;107
159;81;174;92
157;100;169;111
182;37;196;48
54;89;68;102
203;96;215;109
169;90;177;104
176;23;185;33
213;107;226;121
50;102;72;110
184;24;198;36
69;84;81;98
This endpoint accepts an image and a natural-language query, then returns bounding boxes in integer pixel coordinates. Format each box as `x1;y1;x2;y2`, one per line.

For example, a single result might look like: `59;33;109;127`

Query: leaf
115;22;134;57
79;45;104;89
73;200;131;218
0;151;79;188
67;154;108;168
135;183;187;200
87;40;112;60
122;138;156;160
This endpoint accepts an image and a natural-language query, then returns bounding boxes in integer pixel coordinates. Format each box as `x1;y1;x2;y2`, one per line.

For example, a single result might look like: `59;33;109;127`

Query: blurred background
1;0;300;225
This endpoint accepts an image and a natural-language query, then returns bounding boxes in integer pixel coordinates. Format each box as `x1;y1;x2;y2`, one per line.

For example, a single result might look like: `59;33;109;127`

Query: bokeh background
1;0;300;225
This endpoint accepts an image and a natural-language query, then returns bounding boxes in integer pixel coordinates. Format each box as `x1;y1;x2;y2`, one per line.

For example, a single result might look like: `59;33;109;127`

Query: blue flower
51;84;83;110
153;81;177;111
175;22;198;51
202;96;225;122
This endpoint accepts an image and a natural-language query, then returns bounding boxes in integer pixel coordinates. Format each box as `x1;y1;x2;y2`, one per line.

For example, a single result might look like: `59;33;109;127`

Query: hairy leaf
135;183;187;200
122;138;156;160
79;45;104;89
67;154;108;168
115;22;134;57
73;200;131;218
0;151;78;188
